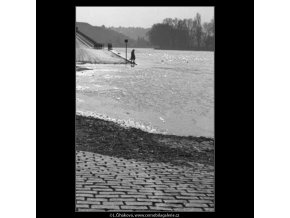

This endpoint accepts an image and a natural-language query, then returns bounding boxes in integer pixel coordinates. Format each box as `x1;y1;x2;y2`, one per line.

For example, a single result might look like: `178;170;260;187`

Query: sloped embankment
76;32;126;64
76;47;126;64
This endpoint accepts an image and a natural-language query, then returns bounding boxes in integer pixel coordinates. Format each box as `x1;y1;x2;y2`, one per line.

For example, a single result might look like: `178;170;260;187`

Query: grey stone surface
76;151;214;212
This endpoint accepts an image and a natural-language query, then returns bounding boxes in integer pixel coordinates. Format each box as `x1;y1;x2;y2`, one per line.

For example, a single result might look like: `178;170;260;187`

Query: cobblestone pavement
76;151;214;212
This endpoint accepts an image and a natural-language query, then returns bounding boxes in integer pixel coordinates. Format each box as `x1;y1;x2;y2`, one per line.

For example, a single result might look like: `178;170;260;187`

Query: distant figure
130;49;136;65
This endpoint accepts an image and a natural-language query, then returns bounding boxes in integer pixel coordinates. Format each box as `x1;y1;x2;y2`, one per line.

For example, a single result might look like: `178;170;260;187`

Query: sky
76;7;214;28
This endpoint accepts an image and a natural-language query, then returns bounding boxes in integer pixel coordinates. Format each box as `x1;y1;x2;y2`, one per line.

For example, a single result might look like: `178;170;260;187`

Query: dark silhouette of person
130;49;136;64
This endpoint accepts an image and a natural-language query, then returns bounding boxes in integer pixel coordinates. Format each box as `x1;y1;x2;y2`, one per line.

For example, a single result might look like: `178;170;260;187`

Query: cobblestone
109;198;136;202
76;201;101;205
174;208;203;212
155;203;183;208
76;151;214;212
121;206;149;210
91;205;120;210
125;202;153;206
103;201;124;206
149;207;173;211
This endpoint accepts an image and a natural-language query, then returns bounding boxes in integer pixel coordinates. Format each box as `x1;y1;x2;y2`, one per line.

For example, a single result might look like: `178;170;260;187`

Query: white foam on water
76;98;84;103
76;110;168;134
76;70;95;77
76;85;90;91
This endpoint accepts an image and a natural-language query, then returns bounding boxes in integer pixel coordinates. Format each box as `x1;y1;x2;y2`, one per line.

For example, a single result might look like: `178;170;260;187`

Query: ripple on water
76;48;214;137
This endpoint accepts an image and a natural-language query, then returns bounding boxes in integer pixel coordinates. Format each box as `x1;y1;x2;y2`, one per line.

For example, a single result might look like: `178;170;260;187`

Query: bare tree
194;13;202;49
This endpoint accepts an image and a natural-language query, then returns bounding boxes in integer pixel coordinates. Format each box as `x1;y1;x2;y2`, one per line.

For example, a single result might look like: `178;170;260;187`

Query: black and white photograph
75;6;214;212
3;0;276;217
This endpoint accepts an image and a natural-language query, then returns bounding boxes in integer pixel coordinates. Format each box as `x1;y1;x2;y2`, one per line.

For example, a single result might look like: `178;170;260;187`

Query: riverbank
76;115;214;167
76;47;127;64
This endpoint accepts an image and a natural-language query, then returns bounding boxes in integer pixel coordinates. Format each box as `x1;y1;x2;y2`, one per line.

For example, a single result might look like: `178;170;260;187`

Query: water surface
76;48;214;137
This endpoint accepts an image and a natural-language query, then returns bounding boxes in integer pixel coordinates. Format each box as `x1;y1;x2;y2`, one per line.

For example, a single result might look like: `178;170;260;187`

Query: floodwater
76;48;214;137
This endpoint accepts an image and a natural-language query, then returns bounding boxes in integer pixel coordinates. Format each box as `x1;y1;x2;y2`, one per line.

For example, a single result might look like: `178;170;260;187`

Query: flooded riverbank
76;48;214;137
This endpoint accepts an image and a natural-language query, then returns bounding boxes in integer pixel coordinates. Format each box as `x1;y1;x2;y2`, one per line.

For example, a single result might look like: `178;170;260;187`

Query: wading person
130;49;136;65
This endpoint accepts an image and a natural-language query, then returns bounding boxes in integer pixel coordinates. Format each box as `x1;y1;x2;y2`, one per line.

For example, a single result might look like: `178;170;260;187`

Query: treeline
147;14;214;51
110;26;150;41
135;37;151;47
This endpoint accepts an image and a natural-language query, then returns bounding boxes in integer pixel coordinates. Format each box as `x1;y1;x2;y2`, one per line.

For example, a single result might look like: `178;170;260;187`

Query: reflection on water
76;48;214;137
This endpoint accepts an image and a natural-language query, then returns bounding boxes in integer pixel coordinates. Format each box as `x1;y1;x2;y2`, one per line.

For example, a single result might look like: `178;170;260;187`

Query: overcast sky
76;7;214;28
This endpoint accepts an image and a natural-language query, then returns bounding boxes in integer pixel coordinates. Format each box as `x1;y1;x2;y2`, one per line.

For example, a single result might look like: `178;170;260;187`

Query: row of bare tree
147;13;214;51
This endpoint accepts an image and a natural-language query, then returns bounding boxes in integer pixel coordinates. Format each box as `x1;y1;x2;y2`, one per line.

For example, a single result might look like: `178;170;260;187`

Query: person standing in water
130;49;136;65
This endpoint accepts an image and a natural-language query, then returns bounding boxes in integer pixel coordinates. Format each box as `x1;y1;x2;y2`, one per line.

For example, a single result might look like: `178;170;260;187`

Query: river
76;48;214;137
